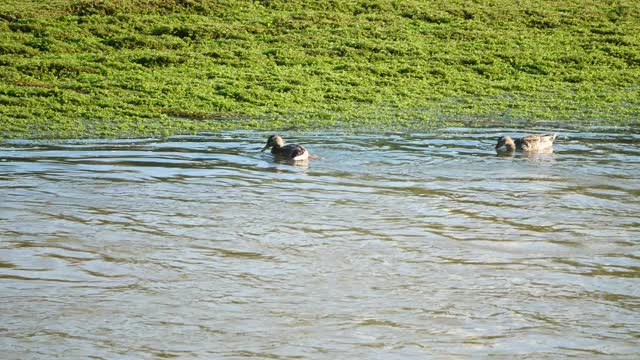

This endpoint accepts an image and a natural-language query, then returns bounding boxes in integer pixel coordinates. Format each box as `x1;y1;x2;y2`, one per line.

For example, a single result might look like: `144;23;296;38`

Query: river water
1;129;639;358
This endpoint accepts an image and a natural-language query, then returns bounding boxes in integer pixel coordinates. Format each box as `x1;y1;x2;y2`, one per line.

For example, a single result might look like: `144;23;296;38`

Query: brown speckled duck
261;135;309;161
496;133;557;153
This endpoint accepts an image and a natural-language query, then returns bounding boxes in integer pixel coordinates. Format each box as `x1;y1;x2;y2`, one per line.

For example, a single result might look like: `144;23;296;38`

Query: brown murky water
1;129;639;358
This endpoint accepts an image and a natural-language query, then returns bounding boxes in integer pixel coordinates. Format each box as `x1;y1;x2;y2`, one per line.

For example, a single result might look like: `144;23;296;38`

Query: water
1;129;639;359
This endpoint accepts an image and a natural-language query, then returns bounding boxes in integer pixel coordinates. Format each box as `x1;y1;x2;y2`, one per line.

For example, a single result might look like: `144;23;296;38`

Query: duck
261;135;309;161
496;133;557;153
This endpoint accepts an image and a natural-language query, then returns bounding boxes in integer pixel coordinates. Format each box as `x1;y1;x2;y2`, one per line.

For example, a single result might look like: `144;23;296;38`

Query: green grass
0;0;639;139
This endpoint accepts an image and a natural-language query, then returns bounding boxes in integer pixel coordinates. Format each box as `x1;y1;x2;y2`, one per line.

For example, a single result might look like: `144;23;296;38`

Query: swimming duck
261;135;309;161
496;133;557;152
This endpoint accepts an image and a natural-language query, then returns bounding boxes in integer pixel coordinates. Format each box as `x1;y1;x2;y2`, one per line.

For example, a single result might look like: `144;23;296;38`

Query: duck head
261;135;284;152
496;136;516;151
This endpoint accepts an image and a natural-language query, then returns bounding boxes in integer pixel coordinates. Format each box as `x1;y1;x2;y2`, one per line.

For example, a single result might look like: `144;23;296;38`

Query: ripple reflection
1;129;639;358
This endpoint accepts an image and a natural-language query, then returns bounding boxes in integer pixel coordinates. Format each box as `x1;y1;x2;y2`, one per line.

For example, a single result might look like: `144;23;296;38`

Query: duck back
273;144;308;160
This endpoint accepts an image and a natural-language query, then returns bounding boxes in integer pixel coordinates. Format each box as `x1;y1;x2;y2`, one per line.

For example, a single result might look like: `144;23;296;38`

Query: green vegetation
0;0;639;138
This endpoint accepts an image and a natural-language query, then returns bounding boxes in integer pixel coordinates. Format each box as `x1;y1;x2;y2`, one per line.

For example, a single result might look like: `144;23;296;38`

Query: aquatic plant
0;0;639;138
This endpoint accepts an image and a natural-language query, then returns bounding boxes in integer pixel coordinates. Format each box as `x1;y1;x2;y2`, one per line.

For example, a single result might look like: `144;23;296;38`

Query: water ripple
1;129;639;358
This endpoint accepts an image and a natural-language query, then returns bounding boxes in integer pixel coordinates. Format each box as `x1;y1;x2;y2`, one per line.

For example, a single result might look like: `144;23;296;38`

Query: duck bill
261;145;269;152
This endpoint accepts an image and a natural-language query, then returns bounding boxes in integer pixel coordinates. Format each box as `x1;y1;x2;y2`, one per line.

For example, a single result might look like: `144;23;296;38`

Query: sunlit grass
0;0;639;138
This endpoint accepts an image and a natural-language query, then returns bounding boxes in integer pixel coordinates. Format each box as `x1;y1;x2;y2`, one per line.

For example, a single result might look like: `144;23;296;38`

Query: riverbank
1;0;639;139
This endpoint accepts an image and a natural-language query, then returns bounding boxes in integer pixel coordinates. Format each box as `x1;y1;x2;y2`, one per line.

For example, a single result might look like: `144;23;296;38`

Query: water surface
1;129;639;358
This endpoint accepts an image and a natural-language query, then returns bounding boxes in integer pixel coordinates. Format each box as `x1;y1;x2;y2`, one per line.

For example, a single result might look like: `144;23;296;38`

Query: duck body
262;135;309;161
496;133;557;153
271;143;309;161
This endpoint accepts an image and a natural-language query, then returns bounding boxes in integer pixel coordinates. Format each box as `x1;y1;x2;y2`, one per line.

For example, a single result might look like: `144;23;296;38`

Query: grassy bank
0;0;639;139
